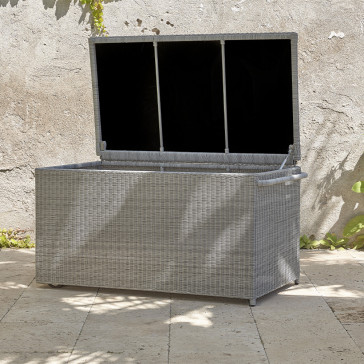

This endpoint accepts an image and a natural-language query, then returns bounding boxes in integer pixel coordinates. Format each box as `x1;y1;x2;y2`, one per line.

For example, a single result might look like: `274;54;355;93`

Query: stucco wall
1;0;363;239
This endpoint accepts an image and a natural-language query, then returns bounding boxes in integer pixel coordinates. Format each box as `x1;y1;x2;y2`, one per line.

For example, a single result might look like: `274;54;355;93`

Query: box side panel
36;169;256;300
254;167;301;299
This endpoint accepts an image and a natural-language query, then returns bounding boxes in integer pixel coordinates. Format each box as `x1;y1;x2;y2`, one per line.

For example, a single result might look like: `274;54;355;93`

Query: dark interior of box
95;39;294;154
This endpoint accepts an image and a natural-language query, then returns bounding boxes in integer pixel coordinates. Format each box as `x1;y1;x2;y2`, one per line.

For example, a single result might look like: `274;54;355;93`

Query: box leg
294;279;299;285
49;284;64;288
249;299;256;307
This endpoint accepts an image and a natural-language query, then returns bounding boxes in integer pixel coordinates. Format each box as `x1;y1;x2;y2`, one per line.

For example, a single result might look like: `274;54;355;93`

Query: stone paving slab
0;248;363;364
344;323;364;354
300;250;364;360
0;321;83;353
169;297;268;364
0;353;71;364
73;289;170;363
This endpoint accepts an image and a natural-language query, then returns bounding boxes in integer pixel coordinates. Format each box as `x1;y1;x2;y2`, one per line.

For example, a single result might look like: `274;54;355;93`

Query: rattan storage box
36;33;307;306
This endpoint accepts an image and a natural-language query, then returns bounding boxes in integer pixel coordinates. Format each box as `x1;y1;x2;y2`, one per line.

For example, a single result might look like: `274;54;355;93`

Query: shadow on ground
1;249;364;363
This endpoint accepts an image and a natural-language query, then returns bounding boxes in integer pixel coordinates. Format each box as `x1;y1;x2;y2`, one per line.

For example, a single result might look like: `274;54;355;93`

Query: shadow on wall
300;96;364;237
310;150;364;237
0;0;19;6
43;0;88;22
0;0;122;16
0;0;92;24
0;0;77;18
319;153;364;235
42;0;122;22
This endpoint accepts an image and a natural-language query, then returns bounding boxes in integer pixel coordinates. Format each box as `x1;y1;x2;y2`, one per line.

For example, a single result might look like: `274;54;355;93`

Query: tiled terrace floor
0;248;363;363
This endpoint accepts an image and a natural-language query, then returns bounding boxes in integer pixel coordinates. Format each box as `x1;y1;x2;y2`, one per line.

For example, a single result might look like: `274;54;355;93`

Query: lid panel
158;41;225;153
225;39;294;154
89;33;300;164
95;42;160;151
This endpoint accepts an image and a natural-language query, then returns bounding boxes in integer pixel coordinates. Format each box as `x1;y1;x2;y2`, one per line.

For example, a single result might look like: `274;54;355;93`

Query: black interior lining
225;39;294;154
94;39;294;155
158;41;225;153
95;42;160;151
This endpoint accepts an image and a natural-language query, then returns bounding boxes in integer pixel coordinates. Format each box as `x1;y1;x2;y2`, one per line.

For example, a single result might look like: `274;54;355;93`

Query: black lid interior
95;38;294;154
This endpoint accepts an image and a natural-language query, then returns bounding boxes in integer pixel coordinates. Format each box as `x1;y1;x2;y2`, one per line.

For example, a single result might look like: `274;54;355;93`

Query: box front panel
36;169;256;299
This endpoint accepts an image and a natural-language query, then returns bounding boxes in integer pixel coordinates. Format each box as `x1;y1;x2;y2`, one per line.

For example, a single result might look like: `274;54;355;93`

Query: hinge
279;145;294;169
99;141;107;151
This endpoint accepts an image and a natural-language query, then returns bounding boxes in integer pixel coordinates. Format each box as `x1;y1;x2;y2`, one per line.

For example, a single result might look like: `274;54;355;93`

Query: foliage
301;177;364;251
319;233;348;251
343;179;364;248
352;181;364;193
300;235;322;249
0;229;34;249
351;235;364;250
343;215;364;237
80;0;106;35
300;233;349;250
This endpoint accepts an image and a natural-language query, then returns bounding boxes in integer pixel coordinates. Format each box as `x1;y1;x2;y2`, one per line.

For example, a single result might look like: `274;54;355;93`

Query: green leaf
311;240;322;248
343;215;364;237
337;247;346;251
352;235;364;250
300;235;309;248
330;245;335;250
315;239;326;247
325;233;337;244
320;240;331;248
352;181;364;193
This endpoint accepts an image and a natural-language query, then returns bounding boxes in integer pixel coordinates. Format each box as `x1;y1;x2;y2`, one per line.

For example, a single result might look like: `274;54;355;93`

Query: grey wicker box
36;33;307;306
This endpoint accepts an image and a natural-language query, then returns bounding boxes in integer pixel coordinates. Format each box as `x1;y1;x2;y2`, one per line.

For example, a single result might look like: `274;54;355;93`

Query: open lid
89;33;300;166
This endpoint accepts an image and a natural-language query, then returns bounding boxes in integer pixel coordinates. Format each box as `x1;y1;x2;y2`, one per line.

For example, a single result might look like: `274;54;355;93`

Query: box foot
48;284;64;288
249;299;256;307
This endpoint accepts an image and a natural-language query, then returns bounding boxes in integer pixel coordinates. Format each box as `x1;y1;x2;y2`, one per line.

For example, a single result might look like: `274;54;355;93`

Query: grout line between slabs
347;250;364;267
167;293;172;364
67;287;100;363
250;305;270;364
0;276;35;322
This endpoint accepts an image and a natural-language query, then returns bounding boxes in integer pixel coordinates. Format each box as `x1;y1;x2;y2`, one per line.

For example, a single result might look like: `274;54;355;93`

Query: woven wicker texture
254;170;301;298
36;165;301;301
36;33;303;303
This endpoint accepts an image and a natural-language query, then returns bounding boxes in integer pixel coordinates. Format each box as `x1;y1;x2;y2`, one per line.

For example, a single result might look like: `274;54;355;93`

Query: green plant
80;0;106;35
319;233;348;251
300;173;364;251
350;235;364;250
300;233;349;250
0;229;34;249
352;181;364;193
343;215;364;238
300;235;321;249
341;179;364;248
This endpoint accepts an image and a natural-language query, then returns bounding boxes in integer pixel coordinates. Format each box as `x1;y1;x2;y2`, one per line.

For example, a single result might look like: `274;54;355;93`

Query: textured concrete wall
1;0;364;239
